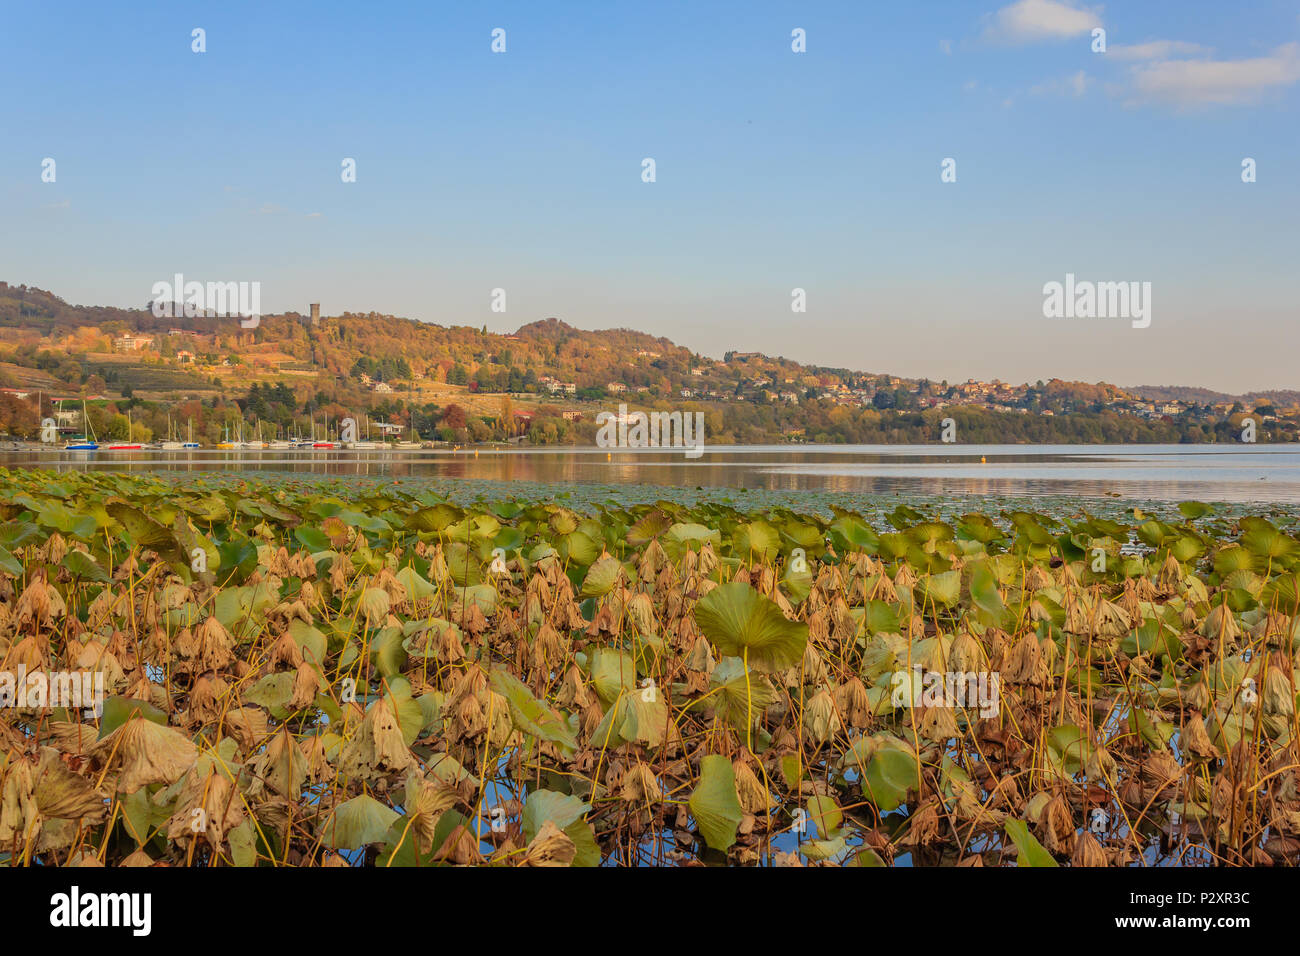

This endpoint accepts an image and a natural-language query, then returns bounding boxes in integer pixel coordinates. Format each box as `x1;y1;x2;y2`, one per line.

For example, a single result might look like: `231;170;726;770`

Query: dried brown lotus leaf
33;747;106;823
339;695;416;777
522;819;575;867
90;717;198;794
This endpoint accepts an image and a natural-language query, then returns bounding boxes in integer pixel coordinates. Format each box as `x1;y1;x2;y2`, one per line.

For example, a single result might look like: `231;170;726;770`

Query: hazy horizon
4;0;1297;393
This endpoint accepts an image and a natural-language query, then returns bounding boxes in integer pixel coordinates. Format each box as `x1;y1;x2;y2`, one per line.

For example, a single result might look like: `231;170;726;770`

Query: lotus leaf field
1;469;1299;867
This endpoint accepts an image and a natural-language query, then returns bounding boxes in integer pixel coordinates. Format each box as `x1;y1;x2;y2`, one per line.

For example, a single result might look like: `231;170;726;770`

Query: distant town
0;282;1295;447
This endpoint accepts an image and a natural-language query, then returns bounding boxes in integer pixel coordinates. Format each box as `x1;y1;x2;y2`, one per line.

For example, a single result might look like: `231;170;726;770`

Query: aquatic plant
0;469;1297;867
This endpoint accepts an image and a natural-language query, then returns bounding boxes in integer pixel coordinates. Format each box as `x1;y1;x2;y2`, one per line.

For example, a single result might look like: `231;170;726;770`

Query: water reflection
2;443;1296;503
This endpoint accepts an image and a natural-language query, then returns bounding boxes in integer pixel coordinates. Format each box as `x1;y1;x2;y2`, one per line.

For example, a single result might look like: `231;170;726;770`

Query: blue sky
3;0;1298;393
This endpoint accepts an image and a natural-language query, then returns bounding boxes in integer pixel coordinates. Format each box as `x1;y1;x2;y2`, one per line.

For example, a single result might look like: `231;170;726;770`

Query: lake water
3;443;1297;504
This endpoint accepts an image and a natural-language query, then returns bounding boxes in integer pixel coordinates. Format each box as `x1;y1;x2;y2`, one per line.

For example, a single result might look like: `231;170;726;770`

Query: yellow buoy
981;456;986;463
606;452;612;460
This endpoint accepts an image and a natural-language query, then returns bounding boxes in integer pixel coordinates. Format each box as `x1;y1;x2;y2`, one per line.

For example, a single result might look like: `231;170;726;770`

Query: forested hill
0;281;1295;448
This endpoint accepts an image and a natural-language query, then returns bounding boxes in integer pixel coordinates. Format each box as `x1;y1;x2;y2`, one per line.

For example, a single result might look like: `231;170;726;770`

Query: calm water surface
2;444;1297;504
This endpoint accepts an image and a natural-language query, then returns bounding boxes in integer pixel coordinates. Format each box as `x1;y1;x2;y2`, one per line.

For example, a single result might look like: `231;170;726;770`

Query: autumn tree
441;404;467;430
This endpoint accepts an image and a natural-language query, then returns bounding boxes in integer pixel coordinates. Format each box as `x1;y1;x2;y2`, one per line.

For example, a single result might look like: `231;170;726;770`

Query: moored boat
105;407;142;449
64;400;99;449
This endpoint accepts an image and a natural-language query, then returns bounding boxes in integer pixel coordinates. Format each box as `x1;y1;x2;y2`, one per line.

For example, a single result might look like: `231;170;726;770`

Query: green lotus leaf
394;565;436;603
588;648;639;706
63;550;108;582
1005;818;1058;867
522;790;590;843
489;668;578;753
1241;521;1296;560
626;508;672;546
698;656;775;730
805;794;843;838
732;521;781;562
1214;546;1254;577
688;755;743;852
1045;724;1094;776
287;619;328;665
320;794;400;850
558;531;599;567
916;569;960;607
693;582;808;672
863;738;918;812
580;554;625;598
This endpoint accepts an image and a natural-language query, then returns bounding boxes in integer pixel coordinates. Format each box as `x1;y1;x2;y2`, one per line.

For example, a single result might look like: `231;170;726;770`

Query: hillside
3;280;1288;407
1126;384;1300;407
0;281;1295;446
0;282;882;403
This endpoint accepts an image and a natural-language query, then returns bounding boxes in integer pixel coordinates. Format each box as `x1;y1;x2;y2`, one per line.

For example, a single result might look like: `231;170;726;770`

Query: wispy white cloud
982;0;1102;44
1108;39;1211;61
939;38;953;55
1126;42;1300;107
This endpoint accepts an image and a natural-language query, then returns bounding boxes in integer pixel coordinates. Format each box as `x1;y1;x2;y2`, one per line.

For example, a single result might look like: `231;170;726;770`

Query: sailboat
182;417;201;449
312;415;335;449
394;419;423;449
104;407;142;450
64;400;98;450
217;422;238;449
366;419;397;449
230;420;260;449
394;420;420;449
286;420;310;449
268;423;293;450
347;415;382;450
160;413;184;450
